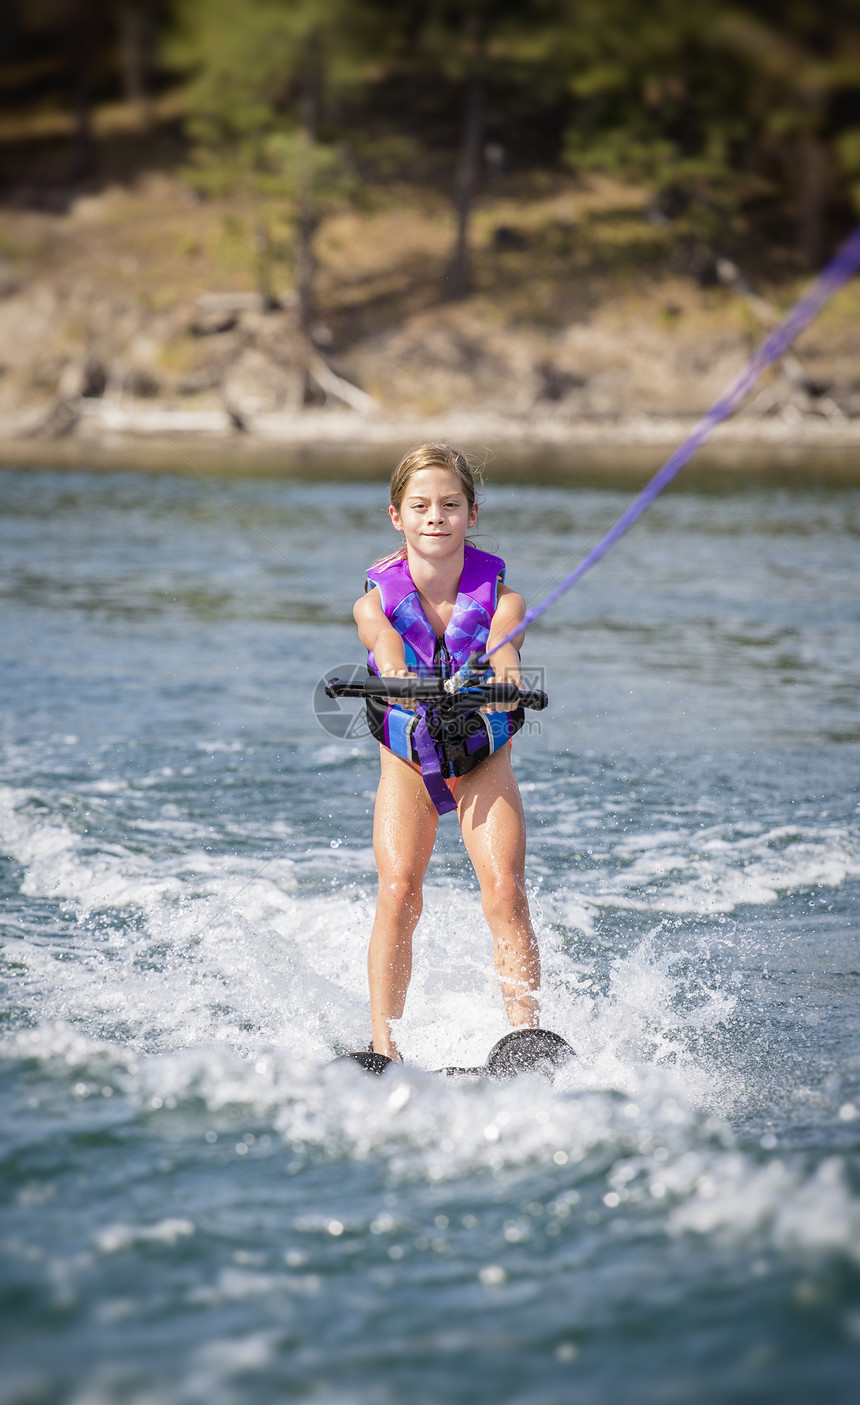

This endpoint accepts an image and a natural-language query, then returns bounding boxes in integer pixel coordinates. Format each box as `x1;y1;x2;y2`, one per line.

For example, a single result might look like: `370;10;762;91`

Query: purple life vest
365;543;506;677
364;545;524;813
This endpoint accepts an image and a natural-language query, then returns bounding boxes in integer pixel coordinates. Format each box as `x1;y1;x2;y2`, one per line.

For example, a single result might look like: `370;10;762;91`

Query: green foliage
555;0;860;256
836;128;860;213
183;123;347;211
168;0;381;311
13;0;859;277
171;0;364;194
170;0;368;109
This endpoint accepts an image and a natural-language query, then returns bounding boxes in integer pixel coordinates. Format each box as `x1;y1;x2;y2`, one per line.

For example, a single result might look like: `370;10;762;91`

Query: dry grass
0;158;858;424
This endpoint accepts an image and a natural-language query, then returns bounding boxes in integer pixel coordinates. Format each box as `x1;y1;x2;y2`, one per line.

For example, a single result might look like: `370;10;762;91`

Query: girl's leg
456;746;541;1028
369;747;439;1059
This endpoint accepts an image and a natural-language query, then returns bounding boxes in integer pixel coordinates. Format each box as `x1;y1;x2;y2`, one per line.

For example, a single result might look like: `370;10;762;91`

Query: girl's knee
480;873;528;924
377;873;423;919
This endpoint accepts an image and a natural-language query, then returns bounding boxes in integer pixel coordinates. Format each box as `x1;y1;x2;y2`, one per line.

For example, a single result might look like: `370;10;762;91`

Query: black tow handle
325;676;549;712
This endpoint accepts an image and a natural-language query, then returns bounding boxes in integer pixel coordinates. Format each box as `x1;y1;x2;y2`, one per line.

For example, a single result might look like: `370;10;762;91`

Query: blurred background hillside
2;0;860;446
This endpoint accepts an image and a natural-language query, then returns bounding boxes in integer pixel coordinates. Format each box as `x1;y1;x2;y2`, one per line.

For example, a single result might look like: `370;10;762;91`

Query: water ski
331;1050;483;1077
331;1050;395;1076
485;1028;574;1078
332;1028;574;1080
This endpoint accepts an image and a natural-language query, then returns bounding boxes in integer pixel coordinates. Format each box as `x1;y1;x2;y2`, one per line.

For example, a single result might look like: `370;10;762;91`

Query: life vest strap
411;704;458;815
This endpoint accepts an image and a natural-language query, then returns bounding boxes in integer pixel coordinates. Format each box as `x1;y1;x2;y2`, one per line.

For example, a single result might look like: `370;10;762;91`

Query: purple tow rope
482;225;860;663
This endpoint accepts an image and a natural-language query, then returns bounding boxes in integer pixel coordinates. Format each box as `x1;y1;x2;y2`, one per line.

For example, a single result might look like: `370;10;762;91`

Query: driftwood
20;398;80;440
716;256;846;421
307;354;378;415
74;400;232;435
195;290;298;312
13;349;377;441
189;292;378;417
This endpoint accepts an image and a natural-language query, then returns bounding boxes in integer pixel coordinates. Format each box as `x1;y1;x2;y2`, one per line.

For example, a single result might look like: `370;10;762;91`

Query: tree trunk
118;1;155;128
796;87;828;269
445;72;484;301
797;131;828;269
296;199;317;339
254;216;278;312
296;29;323;340
70;0;97;181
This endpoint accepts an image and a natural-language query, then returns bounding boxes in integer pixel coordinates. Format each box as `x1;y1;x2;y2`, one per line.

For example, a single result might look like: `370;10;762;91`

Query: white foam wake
2;780;855;1086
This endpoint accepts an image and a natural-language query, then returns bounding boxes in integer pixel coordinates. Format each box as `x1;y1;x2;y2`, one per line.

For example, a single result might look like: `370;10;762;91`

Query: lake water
1;463;858;1405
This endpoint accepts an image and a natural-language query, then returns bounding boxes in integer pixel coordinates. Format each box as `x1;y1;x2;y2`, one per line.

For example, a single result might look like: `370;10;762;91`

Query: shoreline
1;407;860;482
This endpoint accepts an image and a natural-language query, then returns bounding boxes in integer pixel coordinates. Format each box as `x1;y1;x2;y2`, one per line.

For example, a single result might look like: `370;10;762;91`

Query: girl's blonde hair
389;442;481;514
371;443;482;568
370;441;483;567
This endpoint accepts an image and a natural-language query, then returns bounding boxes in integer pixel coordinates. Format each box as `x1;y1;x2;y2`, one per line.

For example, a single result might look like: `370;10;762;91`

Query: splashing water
1;467;859;1405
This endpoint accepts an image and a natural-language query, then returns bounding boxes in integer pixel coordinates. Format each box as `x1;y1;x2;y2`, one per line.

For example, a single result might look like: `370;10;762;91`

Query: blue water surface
0;464;859;1405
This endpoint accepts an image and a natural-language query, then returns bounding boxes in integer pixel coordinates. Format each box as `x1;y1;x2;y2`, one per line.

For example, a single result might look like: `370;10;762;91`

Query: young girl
353;442;541;1061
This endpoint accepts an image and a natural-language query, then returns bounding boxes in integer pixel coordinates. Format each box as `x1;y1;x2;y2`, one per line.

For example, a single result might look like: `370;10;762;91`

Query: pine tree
411;0;565;300
171;0;379;331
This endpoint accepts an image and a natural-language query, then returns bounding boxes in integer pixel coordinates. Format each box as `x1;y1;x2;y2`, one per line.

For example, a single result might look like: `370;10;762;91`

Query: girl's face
390;468;477;559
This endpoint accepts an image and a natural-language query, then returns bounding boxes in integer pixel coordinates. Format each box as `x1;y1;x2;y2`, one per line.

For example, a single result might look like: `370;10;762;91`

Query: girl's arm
486;584;525;710
354;589;417;685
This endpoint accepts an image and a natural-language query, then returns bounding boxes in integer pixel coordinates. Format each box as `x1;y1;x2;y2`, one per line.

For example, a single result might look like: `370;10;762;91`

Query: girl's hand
383;667;419;711
491;665;522;713
478;666;522;713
